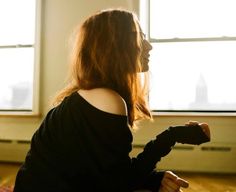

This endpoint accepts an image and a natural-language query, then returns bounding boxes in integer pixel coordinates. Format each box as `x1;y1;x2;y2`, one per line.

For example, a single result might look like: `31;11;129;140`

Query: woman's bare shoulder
77;88;127;116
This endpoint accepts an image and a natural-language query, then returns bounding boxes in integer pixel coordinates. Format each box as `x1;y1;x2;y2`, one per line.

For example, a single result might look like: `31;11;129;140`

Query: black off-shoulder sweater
14;92;209;192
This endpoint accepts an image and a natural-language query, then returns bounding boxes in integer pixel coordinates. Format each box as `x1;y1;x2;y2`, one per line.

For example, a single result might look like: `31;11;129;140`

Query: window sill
0;111;41;118
151;111;236;117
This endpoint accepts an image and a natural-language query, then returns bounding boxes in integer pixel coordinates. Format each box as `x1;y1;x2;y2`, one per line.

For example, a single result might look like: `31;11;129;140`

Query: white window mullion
141;0;236;114
0;0;40;115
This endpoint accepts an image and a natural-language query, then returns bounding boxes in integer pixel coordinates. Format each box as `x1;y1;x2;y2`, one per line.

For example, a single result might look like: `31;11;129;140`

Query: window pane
150;0;236;39
0;0;36;45
149;41;236;111
0;48;34;110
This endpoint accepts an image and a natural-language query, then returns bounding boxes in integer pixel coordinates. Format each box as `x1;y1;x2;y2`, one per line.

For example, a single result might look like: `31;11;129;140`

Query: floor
0;163;19;187
177;172;236;192
0;162;236;192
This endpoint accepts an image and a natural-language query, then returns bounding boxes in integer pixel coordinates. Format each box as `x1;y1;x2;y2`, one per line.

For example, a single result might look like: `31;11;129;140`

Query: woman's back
14;90;133;191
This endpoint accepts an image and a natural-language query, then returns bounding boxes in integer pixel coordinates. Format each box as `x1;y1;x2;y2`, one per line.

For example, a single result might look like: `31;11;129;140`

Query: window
141;0;236;113
0;0;40;114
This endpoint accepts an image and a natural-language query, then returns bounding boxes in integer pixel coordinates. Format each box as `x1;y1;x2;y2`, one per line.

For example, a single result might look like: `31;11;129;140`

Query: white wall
0;0;139;141
0;0;236;172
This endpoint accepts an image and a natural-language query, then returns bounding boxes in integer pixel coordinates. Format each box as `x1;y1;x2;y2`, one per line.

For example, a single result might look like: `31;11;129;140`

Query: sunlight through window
0;0;37;111
142;0;236;112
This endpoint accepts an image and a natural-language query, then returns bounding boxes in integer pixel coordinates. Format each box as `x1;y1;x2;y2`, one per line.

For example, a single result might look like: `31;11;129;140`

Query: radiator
130;143;236;173
0;139;235;173
0;139;30;162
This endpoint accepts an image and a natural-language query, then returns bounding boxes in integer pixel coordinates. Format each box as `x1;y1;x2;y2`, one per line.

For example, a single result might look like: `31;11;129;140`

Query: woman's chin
141;64;149;72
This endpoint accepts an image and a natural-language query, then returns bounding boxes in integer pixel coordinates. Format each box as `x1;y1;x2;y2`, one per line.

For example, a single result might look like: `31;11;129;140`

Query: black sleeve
137;171;165;192
168;124;210;145
129;124;210;191
129;128;175;190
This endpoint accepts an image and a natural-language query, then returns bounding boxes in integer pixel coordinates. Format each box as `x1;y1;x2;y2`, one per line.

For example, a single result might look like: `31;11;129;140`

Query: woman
14;9;210;192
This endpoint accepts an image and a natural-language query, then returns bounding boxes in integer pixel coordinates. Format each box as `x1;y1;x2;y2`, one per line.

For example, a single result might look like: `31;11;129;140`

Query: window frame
141;0;236;116
0;0;41;116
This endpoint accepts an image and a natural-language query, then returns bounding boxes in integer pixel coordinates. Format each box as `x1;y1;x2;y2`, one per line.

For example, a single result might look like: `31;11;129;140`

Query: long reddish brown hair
53;9;151;128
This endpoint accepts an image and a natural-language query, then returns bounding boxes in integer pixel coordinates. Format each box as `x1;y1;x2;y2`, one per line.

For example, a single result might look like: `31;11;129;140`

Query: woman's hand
168;121;211;145
159;171;189;192
185;121;211;140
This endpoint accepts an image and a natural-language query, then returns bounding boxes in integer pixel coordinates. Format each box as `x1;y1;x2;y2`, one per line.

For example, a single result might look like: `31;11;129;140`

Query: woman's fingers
185;120;199;126
160;171;189;192
185;120;211;139
176;177;189;188
199;122;211;139
160;171;179;192
161;176;180;192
